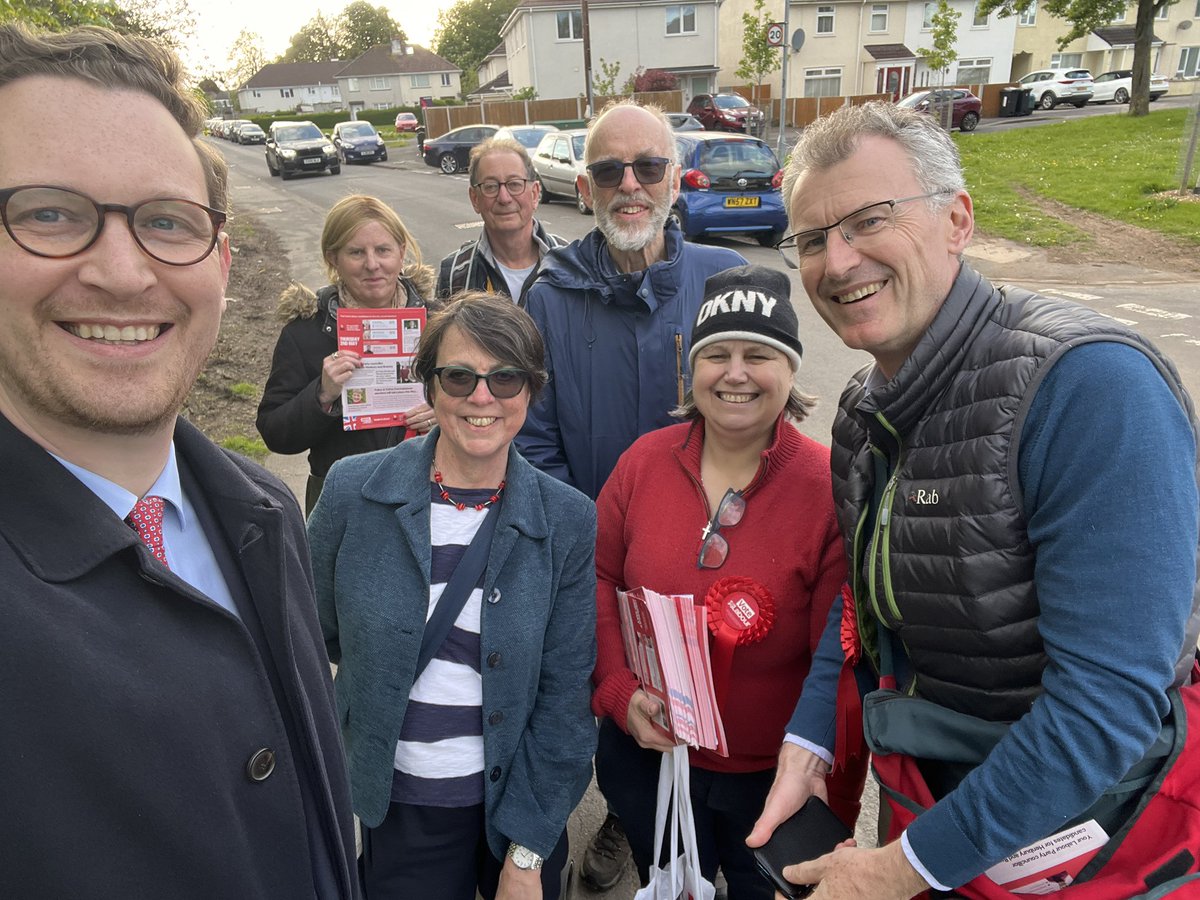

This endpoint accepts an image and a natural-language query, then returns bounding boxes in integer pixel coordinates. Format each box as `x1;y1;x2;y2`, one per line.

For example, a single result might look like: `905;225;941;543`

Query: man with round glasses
0;24;357;899
437;137;567;303
747;102;1200;898
515;99;745;893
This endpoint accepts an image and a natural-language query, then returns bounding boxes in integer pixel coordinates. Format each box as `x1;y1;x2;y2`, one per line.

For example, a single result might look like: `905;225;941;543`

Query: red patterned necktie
127;495;169;569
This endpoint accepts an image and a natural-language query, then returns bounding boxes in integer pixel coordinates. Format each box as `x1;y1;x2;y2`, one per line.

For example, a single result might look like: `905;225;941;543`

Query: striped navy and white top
390;483;495;808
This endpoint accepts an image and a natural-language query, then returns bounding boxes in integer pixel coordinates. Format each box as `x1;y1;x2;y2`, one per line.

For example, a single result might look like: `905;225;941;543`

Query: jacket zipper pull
675;332;684;406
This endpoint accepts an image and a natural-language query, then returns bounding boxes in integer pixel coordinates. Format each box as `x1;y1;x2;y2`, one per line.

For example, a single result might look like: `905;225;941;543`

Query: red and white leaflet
982;820;1109;894
644;590;699;747
688;602;727;756
336;308;426;431
616;589;675;743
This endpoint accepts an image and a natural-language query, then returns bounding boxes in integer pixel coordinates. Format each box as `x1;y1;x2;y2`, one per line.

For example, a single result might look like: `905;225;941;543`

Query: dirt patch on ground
182;215;293;451
1009;186;1200;276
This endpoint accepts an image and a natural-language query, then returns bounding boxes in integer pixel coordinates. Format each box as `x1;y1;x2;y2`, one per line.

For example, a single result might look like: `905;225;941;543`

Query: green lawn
955;109;1200;248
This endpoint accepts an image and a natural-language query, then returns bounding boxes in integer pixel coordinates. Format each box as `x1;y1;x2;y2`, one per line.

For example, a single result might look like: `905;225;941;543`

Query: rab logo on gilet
907;488;940;505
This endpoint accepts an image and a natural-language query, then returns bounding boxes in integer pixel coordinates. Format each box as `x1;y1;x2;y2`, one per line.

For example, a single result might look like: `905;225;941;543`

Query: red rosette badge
839;582;860;664
705;576;775;711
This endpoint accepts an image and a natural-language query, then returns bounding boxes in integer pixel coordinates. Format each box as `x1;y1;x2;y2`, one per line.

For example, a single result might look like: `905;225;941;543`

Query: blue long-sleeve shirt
789;341;1198;887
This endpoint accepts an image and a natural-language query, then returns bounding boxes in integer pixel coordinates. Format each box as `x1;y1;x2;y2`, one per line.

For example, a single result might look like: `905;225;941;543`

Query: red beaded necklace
432;465;505;512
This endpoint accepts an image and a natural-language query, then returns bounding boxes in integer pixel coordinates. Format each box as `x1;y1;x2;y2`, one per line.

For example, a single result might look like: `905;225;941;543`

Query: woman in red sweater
591;265;865;898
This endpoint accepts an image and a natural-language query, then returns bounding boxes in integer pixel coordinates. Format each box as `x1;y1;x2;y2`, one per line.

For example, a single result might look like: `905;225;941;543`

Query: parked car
421;123;500;174
494;124;559;150
666;113;705;132
531;128;590;214
671;132;786;246
265;120;340;180
395;112;420;133
219;119;251;139
331;120;388;164
1091;69;1169;104
1016;68;1095;109
233;123;266;145
686;93;765;133
895;88;982;132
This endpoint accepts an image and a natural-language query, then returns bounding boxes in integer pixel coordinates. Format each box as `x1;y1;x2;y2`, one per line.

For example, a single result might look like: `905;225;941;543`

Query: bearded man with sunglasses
436;138;567;303
0;25;357;899
746;102;1200;899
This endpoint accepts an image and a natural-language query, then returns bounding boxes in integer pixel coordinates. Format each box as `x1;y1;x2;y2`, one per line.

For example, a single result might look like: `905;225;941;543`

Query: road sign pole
776;1;791;161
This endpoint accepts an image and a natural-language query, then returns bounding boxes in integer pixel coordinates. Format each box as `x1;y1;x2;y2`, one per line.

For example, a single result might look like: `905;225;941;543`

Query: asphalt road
210;130;1199;898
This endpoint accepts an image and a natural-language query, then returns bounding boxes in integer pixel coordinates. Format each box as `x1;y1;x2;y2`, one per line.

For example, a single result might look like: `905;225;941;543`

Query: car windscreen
714;95;749;109
509;129;544;148
242;125;264;134
895;93;930;108
277;125;324;142
696;141;778;176
341;123;376;137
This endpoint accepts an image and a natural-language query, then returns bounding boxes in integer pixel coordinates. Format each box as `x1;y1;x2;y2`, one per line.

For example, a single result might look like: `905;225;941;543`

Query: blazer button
488;588;502;604
247;748;276;782
488;711;504;726
490;766;502;782
487;651;502;668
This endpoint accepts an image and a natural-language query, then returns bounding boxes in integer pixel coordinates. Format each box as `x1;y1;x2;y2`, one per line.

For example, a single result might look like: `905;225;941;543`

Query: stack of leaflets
616;587;728;755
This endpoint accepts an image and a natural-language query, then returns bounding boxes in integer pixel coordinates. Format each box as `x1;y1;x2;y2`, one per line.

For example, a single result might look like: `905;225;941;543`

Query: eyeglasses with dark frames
472;178;531;198
0;184;227;267
585;157;672;189
697;488;746;569
773;191;954;270
432;366;531;399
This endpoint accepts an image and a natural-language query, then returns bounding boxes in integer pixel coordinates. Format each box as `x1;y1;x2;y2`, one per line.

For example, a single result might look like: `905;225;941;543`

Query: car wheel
380;150;388;162
267;158;279;177
1114;88;1129;104
337;148;346;165
439;152;459;174
959;111;979;132
280;168;293;181
575;186;592;215
330;165;341;175
1038;92;1056;110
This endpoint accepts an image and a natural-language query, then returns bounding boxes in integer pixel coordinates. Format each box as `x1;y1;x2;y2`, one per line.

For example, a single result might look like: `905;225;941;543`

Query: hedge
244;98;464;133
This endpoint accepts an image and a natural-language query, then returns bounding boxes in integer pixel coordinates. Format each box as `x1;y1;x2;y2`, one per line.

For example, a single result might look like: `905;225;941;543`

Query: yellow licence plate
724;196;760;208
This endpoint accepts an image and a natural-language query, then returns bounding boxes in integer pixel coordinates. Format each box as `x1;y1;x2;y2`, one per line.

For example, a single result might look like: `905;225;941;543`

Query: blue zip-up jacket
515;222;745;499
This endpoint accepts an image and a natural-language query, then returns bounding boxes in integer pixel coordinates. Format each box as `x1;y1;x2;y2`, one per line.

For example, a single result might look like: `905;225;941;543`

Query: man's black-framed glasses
698;489;746;569
773;191;954;269
0;185;227;267
432;366;531;399
472;177;531;198
586;157;672;189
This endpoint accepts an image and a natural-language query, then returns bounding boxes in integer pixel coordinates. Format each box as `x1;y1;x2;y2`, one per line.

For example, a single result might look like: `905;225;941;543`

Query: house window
307;87;316;95
972;2;988;25
957;57;991;83
371;77;388;90
441;73;452;86
666;5;697;34
870;4;888;31
411;74;430;88
816;5;835;33
557;9;583;40
1110;5;1126;21
1018;0;1036;25
374;103;390;110
252;89;261;98
922;2;937;28
347;78;359;91
804;66;842;96
1180;46;1200;77
1155;3;1169;17
1050;52;1083;68
280;88;294;98
1195;0;1199;17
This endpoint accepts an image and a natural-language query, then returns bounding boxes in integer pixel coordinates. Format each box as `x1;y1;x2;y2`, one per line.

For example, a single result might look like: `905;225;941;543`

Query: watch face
509;844;544;870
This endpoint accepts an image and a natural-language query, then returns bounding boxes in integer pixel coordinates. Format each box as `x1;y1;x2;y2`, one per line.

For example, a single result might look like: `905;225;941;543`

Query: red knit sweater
593;414;848;776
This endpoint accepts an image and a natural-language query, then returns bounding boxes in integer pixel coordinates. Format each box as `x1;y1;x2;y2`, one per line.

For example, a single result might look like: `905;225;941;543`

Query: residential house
237;61;343;113
718;0;1013;103
1011;0;1199;81
499;0;721;105
471;42;513;100
335;39;462;113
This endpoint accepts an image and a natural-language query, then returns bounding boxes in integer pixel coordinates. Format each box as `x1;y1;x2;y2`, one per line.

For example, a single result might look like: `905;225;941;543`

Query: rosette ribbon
704;576;775;713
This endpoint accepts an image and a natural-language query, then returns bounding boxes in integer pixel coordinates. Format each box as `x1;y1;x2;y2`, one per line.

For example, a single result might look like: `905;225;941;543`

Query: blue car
671;133;786;246
331;121;388;165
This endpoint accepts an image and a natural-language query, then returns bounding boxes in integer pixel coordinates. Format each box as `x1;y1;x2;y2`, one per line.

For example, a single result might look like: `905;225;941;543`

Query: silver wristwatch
507;841;545;870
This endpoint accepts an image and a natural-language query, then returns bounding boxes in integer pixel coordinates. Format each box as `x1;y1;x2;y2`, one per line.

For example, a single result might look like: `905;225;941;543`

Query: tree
978;0;1170;115
593;57;621;97
224;28;266;93
1;0;194;48
433;0;519;78
916;0;960;130
734;0;781;112
511;85;536;100
338;1;403;60
106;0;194;51
622;67;678;94
282;13;344;63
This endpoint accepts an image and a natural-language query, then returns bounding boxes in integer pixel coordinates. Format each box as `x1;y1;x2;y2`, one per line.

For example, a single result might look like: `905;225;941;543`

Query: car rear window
571;134;586;158
1065;70;1091;79
696;140;778;177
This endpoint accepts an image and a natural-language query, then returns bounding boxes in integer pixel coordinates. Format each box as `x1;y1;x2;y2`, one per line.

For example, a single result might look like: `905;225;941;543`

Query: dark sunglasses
586;157;672;189
698;489;746;569
432;366;530;399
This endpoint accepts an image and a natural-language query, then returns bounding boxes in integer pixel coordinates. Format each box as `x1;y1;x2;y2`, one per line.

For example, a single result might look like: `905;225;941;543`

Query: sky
186;0;460;77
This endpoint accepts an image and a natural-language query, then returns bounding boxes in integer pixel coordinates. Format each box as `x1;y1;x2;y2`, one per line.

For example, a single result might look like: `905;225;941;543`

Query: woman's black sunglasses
585;157;672;189
432;366;530;399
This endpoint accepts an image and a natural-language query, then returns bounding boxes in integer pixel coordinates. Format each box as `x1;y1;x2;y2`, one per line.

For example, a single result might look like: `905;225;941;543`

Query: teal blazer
308;428;597;860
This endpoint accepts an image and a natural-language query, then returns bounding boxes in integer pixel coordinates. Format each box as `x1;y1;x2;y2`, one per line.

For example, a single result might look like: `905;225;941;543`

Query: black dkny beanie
689;264;802;370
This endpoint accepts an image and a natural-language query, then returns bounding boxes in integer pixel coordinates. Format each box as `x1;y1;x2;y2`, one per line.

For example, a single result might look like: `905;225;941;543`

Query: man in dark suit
0;24;358;899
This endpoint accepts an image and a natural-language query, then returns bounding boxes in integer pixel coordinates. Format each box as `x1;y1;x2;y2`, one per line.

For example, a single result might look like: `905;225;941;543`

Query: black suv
265;121;340;180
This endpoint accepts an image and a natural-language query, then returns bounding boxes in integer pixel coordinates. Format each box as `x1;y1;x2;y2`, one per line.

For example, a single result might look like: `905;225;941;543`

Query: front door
876;66;908;100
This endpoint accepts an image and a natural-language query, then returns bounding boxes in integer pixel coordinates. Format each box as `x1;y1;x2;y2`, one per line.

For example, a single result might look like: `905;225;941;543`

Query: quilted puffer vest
831;265;1199;722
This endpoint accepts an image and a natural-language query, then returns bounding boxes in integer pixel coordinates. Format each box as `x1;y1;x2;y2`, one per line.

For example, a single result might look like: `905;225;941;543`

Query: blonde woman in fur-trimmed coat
257;195;438;513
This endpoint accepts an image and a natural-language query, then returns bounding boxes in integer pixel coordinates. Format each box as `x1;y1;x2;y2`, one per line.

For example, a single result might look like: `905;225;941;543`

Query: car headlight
280;148;297;159
323;144;337;156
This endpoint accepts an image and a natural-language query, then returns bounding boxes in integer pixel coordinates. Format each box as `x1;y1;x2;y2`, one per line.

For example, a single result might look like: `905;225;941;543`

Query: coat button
247;748;276;782
490;766;502;782
488;711;504;726
487;651;502;668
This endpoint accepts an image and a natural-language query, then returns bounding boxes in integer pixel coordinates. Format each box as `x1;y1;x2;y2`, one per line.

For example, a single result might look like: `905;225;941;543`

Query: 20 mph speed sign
766;22;784;45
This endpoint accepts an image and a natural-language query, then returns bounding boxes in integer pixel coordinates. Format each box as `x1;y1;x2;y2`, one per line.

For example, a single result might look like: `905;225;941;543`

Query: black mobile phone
753;796;852;899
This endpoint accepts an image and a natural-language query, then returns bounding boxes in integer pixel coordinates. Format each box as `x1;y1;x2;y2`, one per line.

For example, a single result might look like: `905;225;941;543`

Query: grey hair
584;99;679;165
782;101;965;226
468;137;535;183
